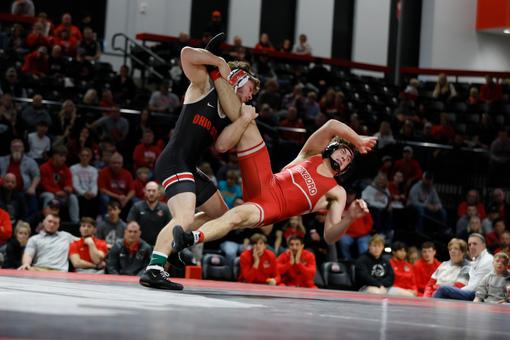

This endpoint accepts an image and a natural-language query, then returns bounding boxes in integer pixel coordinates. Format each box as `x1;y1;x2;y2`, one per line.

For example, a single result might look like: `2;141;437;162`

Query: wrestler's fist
240;104;258;122
347;199;369;219
356;136;378;154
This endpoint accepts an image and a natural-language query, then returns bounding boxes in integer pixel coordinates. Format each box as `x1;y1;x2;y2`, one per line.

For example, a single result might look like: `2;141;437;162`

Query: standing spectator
0;173;26;225
413;242;441;296
239;233;280;285
69;217;108;273
339;190;373;261
98;152;134;212
127;182;171;246
39;146;79;224
388;242;418;297
218;170;242;209
11;0;34;16
132;129;161;171
277;236;316;288
106;221;152;276
407;172;447;234
26;121;51;163
18;214;76;271
432;73;457;102
148;82;180;114
90;106;129;145
355;234;394;294
0;139;40;217
96;200;126;249
434;233;493;301
486;219;507;253
393;146;423;189
457;189;486;220
21;95;51;131
480;76;503;104
70;148;98;218
489;129;510;187
361;173;391;236
293;34;312;55
0;207;12;247
473;252;510;303
423;238;470;297
53;13;82;42
2;220;30;269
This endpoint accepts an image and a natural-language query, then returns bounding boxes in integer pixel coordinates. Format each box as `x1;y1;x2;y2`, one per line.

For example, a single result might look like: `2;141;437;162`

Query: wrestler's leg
193;190;229;229
199;204;261;242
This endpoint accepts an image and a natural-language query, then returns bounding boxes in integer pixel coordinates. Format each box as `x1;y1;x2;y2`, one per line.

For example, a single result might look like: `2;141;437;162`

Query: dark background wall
259;0;297;50
190;0;230;40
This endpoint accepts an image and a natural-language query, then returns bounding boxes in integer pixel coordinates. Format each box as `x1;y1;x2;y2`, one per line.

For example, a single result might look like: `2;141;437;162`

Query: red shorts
237;141;284;227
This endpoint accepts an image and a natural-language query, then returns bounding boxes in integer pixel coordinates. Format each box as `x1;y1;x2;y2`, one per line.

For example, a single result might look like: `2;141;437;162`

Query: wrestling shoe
172;225;195;253
167;248;196;269
139;266;183;290
205;32;225;55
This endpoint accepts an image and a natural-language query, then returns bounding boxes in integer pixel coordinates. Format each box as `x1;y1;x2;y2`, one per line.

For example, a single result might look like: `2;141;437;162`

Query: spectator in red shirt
431;113;455;144
254;33;275;51
98;152;135;213
133;129;161;171
282;216;306;243
457;189;486;220
39;146;79;224
22;46;49;79
69;217;108;273
53;28;78;57
0;207;13;246
279;106;305;144
480;76;503;104
239;233;280;285
413;241;441;296
53;13;82;42
277;236;317;288
131;167;151;201
486;219;507;253
388;241;418;296
339;190;373;261
393;146;423;189
26;22;50;50
495;230;510;258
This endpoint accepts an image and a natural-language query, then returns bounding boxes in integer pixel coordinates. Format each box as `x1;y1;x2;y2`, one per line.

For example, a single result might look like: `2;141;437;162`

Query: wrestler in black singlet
155;85;229;206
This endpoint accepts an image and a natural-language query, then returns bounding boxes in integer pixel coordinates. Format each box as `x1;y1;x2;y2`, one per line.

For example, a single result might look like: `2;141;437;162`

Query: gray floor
1;274;509;340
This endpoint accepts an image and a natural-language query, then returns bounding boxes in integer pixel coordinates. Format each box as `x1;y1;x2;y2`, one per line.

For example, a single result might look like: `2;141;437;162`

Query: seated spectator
279;216;306;252
495;231;510;257
27;198;60;234
254;33;275;51
111;65;136;105
279;106;305;144
403;78;420;101
70;148;98;218
106;221;152;276
486;219;507;253
413;242;441;296
39;146;79;224
27;121;50;163
1;68;27;98
96;200;126;249
90;106;129;145
374;121;396;150
36;12;52;36
431;113;455;144
277;236;316;288
388;242;418;297
388;171;406;230
339;190;373;261
457;189;486;220
48;45;69;79
362;173;391;236
467;87;480;105
456;205;480;235
53;28;78;57
98;152;134;212
52;100;79;145
355;234;394;294
474;252;510;303
19;214;76;271
69;217;108;273
293;34;312;55
0;206;13;247
0;173;26;225
393;146;423;189
131;167;151;201
432;73;457;102
133;129;161;171
0;139;40;217
256;79;281;111
424;238;470;297
303;91;320;121
11;0;35;16
53;13;82;42
227;35;249;62
148;82;180;114
434;233;493;301
26;22;50;50
488;129;510;187
482;204;500;234
458;216;483;242
490;188;509;225
76;27;101;62
218;170;242;209
67;127;99;166
407;172;447;234
239;233;280;285
406;246;419;265
2;220;30;268
480;76;503;104
281;84;305;112
279;39;292;53
304;212;330;266
127;182;170;246
21;95;52;132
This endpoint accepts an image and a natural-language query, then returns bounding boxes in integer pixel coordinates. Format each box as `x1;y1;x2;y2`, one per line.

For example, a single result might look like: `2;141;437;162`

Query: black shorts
155;155;217;207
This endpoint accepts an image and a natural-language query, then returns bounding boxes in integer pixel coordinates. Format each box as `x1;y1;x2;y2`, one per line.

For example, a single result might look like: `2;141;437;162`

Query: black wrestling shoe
205;32;225;55
167;249;196;269
139;267;184;290
172;225;195;253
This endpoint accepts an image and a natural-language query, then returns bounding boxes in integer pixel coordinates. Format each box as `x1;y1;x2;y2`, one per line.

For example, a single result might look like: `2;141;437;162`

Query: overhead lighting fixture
504;29;510;34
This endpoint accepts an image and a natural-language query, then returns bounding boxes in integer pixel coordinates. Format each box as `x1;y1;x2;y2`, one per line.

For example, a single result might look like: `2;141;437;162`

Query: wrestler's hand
356;136;378;154
216;57;231;80
240;104;258;122
347;199;369;220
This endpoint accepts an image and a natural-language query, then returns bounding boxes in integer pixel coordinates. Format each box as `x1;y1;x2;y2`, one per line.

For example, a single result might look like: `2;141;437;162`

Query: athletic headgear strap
322;139;356;177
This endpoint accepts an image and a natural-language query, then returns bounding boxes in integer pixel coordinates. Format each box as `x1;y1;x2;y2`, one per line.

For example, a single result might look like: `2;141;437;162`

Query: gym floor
0;269;509;340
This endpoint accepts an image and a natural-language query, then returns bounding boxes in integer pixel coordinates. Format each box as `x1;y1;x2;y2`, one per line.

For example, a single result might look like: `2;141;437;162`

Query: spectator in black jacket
355;234;394;294
106;221;152;276
2;220;30;268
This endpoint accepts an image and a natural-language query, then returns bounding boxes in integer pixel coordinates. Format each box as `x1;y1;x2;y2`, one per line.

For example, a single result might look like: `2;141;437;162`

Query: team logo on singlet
294;165;317;196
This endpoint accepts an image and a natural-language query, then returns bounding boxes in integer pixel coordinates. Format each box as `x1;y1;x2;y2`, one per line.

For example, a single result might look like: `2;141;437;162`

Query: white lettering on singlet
294;165;317;196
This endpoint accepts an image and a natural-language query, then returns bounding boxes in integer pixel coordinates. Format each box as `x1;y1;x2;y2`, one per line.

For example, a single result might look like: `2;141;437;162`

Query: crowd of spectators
0;6;509;303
